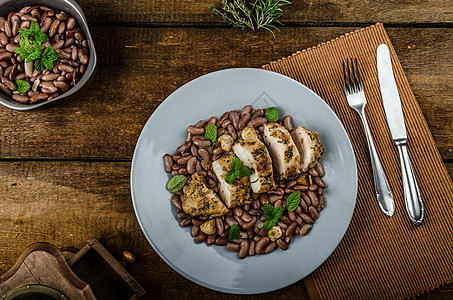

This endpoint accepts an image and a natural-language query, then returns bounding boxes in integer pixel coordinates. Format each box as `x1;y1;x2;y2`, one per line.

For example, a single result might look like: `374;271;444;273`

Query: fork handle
359;110;395;216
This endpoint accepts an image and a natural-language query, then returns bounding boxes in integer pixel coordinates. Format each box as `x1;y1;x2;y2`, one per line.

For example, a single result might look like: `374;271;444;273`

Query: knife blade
377;44;424;226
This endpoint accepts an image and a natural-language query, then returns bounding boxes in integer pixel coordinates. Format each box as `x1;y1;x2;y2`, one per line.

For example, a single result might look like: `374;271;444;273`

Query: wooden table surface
0;1;451;299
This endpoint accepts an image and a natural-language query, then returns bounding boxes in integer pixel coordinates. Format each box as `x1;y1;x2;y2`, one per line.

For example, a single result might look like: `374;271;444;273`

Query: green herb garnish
205;124;217;144
209;0;291;37
15;21;59;71
229;223;240;241
286;191;300;212
225;157;252;184
15;80;30;93
166;175;188;192
265;107;279;122
263;203;283;231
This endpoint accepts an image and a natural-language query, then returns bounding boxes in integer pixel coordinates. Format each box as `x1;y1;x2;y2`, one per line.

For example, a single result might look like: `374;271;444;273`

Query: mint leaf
43;58;54;71
263;203;274;219
166;175;187;192
35;31;48;43
43;46;58;62
16;45;34;60
30;21;40;33
263;219;274;231
265;107;278;122
238;165;252;177
34;58;45;71
18;28;32;38
286;191;301;212
228;224;240;241
26;50;42;63
225;170;236;184
204;124;217;143
15;80;30;93
19;35;29;47
230;157;241;170
273;206;283;221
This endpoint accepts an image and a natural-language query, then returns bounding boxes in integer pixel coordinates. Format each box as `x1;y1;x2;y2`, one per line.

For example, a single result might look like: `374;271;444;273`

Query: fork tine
354;58;362;91
346;58;354;93
342;60;349;94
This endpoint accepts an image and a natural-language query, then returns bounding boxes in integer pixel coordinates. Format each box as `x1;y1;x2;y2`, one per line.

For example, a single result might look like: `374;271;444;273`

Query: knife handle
395;140;424;225
359;112;395;216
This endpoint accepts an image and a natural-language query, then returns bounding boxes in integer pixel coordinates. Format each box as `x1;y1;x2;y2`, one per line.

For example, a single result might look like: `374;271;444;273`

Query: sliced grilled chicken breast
182;172;228;217
263;123;300;180
212;153;251;208
291;126;324;172
232;126;275;193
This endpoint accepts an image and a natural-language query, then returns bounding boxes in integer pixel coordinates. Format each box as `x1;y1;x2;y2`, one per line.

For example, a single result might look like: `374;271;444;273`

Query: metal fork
342;58;395;216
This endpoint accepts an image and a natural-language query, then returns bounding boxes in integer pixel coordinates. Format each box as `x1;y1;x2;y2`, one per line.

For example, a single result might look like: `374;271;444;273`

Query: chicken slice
212;153;251;208
182;172;228;217
232;125;275;193
291;126;324;172
263;123;301;180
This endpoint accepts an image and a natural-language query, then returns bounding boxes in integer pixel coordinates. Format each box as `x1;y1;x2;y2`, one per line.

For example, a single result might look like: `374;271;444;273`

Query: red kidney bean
215;217;224;235
307;190;319;207
1;77;15;90
67;18;75;30
206;116;216;126
251;109;264;119
233;207;243;217
308;168;319;177
318;195;325;211
242;217;257;230
40;81;57;93
318;187;324;196
288;211;296;221
188;126;204;135
255;237;270;255
229;111;240;129
247;117;267;127
274;199;282;208
193;139;211;147
171;195;182;211
58;64;74;73
309;206;319;220
283;115;294;131
269;195;282;204
191;225;200;236
248;241;256;256
315;162;325;177
4;20;11;37
238;113;251;130
5;43;18;52
299;224;313;236
226;124;237;140
314;177;325;188
238;240;249;259
241;105;252;115
227;242;240;252
309;184;318;192
187;157;197;174
285;222;297;237
0;32;8;46
241;212;252;223
300;213;314;224
280;215;291;225
293;185;309;191
48;19;60;37
58;21;66;34
179;219;192;227
301;192;311;206
41;17;52;33
215;237;229;246
195;232;207;243
206;234;216;245
277;221;288;229
259;194;269;205
11;94;28;103
264;242;277;254
277;239;288;250
54;81;70;93
0;51;12;61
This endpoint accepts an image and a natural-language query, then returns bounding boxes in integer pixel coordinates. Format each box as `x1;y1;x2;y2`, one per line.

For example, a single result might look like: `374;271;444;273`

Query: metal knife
377;44;424;226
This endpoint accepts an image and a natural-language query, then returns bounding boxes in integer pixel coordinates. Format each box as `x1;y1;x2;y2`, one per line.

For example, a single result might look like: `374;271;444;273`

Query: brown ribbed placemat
262;23;453;300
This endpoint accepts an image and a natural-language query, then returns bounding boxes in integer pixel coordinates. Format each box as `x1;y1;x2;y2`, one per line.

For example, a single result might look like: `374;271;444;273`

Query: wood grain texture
75;0;453;24
0;27;451;160
1;160;450;298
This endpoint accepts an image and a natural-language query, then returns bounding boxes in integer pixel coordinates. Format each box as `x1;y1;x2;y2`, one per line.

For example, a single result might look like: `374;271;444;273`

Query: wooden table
0;1;451;299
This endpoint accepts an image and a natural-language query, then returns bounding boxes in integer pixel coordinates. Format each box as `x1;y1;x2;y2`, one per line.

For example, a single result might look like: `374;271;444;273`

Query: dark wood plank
0;27;450;160
0;161;451;298
74;0;453;24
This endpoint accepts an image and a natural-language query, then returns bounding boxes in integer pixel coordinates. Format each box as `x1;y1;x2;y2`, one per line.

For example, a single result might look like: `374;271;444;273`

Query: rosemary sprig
209;0;291;37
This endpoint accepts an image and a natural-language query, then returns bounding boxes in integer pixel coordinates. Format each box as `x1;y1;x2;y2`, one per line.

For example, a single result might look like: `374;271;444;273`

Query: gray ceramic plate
131;68;357;294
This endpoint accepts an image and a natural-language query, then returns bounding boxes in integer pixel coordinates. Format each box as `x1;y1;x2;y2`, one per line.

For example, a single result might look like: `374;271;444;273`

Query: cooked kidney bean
247;117;267;127
0;6;90;104
299;224;313;236
166;107;327;259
